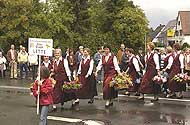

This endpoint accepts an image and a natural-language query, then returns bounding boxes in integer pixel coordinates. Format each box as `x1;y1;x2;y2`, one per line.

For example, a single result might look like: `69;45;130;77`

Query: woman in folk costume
64;48;79;106
41;56;53;71
138;42;161;101
168;43;185;99
162;46;174;96
96;46;122;107
76;48;97;104
126;48;142;96
51;49;72;111
67;49;77;80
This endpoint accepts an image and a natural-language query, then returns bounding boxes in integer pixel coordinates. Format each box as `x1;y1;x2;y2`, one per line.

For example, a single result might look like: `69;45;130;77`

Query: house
152;20;176;47
175;11;190;45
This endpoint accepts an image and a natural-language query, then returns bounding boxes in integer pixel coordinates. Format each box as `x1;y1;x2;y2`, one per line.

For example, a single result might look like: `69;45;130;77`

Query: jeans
40;106;49;125
19;63;28;79
31;65;38;80
97;70;103;82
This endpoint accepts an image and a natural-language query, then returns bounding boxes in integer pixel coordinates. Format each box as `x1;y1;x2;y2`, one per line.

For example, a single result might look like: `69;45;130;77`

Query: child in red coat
32;66;53;125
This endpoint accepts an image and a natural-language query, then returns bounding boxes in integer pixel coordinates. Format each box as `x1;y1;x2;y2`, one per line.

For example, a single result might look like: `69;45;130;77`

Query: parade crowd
1;42;190;125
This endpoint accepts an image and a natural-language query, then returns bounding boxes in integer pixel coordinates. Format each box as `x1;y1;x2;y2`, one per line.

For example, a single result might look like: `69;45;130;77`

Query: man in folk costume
76;48;98;104
96;46;122;107
138;42;161;101
51;49;72;111
126;48;142;96
162;46;174;97
168;43;185;99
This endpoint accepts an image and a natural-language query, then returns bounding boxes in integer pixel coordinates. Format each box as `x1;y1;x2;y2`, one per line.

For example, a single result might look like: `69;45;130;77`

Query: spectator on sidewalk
28;53;38;80
7;44;18;79
18;47;28;79
94;47;103;84
75;46;84;69
0;52;7;78
117;44;125;67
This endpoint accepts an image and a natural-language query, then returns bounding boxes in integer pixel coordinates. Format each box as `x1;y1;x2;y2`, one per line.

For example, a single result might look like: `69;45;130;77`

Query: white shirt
174;51;184;69
96;53;120;71
77;55;94;77
147;51;160;70
0;56;7;70
43;61;51;68
130;55;140;72
28;54;38;65
165;53;173;70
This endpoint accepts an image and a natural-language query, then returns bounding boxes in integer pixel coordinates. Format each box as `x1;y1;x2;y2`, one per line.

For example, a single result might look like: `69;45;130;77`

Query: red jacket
32;78;53;106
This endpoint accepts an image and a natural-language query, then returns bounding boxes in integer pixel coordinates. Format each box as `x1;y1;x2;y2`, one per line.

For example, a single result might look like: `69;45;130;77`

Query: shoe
151;97;159;102
88;99;94;104
109;102;113;106
124;91;130;96
166;94;176;98
49;107;57;112
105;104;109;108
134;92;140;96
137;96;144;100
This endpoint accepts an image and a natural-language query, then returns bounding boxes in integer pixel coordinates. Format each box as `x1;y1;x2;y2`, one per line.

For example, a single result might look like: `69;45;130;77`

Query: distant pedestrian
75;46;84;69
32;66;53;125
7;44;18;79
0;52;7;78
28;53;38;80
94;47;103;83
117;44;125;68
18;47;28;79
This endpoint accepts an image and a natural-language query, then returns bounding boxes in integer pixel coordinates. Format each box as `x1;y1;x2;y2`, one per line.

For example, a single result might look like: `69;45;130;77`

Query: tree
0;0;33;50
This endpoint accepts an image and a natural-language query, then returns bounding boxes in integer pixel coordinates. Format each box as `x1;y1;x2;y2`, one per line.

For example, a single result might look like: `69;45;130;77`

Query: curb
1;85;190;106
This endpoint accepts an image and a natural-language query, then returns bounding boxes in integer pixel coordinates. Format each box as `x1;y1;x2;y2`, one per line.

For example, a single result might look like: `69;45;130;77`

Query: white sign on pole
28;38;53;56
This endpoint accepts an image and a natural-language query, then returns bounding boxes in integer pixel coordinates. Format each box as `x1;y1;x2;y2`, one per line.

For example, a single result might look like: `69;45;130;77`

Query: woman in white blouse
96;46;122;107
75;48;97;105
0;52;7;78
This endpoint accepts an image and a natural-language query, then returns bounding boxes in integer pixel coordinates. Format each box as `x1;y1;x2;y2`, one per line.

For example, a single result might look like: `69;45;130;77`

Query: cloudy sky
131;0;190;29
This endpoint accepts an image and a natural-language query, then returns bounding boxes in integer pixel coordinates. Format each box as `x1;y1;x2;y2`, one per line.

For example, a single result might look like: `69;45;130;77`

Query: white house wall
184;35;190;45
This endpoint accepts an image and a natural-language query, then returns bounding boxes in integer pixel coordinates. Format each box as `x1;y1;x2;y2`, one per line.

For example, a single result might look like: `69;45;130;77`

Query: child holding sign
32;66;53;125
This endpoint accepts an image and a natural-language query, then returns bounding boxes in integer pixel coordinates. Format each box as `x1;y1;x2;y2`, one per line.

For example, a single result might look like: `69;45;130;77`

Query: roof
178;11;190;35
150;24;165;40
163;19;176;32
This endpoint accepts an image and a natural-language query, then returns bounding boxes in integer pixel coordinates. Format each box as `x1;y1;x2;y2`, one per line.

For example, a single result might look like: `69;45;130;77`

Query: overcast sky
131;0;190;29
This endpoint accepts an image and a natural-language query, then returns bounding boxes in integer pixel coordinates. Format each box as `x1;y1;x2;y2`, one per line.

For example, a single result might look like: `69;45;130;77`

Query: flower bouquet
172;73;189;84
49;77;56;87
62;78;82;92
109;72;133;90
152;75;167;85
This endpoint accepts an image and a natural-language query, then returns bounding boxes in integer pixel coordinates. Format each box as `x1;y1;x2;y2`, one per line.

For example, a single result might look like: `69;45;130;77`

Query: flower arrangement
62;77;81;91
152;75;167;85
109;72;133;90
49;77;56;87
172;73;189;83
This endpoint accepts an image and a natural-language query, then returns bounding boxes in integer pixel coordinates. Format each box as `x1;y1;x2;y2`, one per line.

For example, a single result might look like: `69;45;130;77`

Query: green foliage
0;0;149;54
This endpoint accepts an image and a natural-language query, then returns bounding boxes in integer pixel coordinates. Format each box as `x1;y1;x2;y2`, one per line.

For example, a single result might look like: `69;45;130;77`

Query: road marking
47;116;82;123
47;116;104;125
0;86;29;90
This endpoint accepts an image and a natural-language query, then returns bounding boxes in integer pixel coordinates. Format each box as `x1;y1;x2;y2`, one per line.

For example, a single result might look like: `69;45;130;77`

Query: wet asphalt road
1;89;190;125
1;79;190;125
